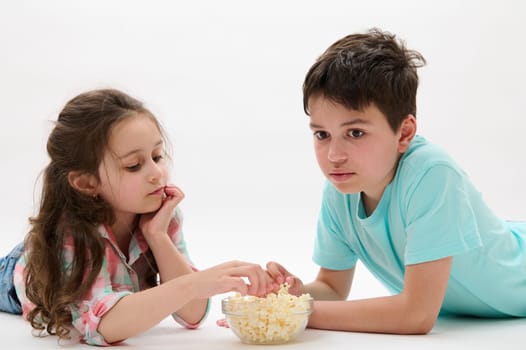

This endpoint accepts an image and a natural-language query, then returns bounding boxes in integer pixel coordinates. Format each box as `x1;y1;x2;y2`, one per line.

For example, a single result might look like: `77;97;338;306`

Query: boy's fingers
216;318;229;328
284;276;302;295
285;276;296;286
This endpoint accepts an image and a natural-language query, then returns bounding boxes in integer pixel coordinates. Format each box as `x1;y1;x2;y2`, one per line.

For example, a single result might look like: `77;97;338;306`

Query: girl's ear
67;171;98;197
398;114;417;153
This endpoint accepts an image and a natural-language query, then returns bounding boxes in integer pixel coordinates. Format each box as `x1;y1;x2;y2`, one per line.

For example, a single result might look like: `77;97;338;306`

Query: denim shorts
0;242;24;314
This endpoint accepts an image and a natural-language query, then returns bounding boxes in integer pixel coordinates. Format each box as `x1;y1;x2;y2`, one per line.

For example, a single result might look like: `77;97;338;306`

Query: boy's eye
347;129;364;138
313;131;329;140
153;155;163;163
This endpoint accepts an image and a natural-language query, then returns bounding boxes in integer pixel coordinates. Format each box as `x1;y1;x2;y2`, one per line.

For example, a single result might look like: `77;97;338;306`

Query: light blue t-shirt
313;135;526;317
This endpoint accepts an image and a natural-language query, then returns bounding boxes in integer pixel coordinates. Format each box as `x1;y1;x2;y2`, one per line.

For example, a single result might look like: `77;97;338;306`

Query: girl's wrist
144;232;172;249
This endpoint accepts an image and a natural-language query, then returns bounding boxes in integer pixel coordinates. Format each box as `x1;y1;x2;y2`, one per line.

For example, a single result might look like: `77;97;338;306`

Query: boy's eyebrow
310;119;371;129
117;140;163;159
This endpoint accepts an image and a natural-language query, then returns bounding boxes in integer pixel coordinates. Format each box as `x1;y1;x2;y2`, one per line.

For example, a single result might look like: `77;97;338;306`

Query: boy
266;28;526;334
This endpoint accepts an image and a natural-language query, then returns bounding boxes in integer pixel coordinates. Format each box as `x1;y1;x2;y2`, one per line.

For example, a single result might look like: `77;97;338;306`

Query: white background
1;1;526;348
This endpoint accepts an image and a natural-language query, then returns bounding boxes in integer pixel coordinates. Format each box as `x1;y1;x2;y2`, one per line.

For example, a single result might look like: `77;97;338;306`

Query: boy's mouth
329;172;355;182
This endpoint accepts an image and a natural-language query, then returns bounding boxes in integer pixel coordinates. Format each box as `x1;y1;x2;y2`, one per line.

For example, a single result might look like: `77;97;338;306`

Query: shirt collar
99;223;149;265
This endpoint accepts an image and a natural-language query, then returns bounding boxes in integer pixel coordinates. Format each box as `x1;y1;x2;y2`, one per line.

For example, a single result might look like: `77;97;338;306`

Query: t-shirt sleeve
404;164;483;265
312;184;358;270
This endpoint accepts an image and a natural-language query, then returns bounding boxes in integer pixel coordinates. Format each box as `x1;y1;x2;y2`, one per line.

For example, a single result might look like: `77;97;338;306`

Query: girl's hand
266;261;304;296
139;185;184;242
189;260;275;299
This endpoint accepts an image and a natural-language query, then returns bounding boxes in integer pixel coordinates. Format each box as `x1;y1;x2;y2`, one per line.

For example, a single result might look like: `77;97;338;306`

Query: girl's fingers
164;184;184;200
228;265;260;296
227;276;249;296
140;186;184;238
266;261;286;285
156;188;183;219
197;261;288;299
226;262;272;297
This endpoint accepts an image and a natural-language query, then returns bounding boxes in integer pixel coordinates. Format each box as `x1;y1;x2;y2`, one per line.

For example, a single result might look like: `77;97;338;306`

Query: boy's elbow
409;319;434;335
404;311;437;335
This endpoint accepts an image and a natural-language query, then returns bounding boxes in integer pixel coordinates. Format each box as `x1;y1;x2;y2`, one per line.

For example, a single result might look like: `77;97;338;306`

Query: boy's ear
67;171;99;197
397;114;417;153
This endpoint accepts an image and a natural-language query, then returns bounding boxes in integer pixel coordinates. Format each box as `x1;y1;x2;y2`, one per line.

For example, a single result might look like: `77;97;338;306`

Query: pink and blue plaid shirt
14;210;209;346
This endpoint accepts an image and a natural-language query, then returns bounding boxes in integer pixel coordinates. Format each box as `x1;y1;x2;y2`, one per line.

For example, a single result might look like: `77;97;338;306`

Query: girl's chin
141;200;163;213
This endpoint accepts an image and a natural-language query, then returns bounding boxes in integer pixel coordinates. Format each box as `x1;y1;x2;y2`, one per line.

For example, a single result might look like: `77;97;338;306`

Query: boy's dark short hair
303;28;426;132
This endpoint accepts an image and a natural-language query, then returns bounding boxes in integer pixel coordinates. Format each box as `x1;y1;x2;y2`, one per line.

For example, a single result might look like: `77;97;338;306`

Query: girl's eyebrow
310;118;371;129
117;140;163;159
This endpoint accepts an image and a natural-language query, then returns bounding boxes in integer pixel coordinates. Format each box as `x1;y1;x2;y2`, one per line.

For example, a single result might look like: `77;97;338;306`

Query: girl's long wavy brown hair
24;88;163;339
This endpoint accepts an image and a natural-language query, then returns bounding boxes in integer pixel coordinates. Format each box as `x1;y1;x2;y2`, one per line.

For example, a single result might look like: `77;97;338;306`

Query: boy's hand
266;261;304;296
216;318;229;328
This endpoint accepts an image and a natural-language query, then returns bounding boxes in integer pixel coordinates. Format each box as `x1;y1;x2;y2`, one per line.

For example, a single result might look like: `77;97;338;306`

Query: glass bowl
221;294;313;345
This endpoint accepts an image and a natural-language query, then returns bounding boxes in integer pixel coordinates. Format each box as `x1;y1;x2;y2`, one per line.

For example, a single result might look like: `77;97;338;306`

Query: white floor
2;226;526;349
2;298;526;349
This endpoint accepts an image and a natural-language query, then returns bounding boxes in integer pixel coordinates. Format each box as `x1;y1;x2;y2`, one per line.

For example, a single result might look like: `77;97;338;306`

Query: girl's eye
153;155;164;163
126;164;141;172
313;131;329;140
347;129;364;138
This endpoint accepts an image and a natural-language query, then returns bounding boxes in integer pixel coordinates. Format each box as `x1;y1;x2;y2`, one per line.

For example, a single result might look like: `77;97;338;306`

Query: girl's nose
148;162;163;183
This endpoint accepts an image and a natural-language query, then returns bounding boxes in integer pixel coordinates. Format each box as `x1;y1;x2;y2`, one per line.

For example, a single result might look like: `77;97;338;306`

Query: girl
0;88;273;345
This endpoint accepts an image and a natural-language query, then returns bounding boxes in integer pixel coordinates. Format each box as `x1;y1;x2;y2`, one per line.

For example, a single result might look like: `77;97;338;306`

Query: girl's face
308;95;413;212
96;114;168;223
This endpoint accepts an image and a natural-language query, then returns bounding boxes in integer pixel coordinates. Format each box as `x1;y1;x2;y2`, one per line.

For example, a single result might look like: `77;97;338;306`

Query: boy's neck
361;192;380;217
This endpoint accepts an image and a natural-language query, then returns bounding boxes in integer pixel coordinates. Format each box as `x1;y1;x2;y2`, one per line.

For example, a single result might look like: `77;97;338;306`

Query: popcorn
222;284;312;344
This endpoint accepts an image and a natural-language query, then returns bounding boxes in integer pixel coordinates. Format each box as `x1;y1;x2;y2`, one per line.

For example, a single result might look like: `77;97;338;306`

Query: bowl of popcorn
221;284;313;345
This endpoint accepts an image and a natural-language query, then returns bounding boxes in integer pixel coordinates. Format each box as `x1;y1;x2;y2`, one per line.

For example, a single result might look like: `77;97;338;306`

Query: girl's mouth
149;187;165;196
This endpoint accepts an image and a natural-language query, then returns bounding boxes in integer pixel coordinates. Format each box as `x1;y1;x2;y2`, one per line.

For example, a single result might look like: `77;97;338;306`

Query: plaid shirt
14;209;209;346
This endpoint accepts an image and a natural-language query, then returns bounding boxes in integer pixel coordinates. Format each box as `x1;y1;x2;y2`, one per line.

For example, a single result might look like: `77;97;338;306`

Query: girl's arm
145;232;208;325
136;185;211;325
98;260;271;344
307;256;452;334
98;185;273;343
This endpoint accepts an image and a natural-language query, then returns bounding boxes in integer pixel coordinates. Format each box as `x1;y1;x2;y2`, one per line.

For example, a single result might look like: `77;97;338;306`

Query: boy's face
309;95;413;205
97;114;169;223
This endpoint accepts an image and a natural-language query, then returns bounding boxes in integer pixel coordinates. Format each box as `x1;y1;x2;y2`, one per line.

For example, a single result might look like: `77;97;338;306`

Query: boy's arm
308;256;452;334
303;267;354;300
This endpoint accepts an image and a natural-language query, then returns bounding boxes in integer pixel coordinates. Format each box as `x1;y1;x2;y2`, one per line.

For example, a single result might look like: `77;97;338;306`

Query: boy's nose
328;140;348;163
